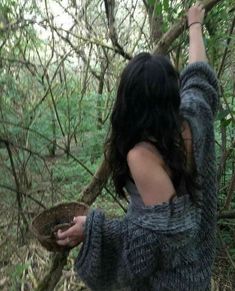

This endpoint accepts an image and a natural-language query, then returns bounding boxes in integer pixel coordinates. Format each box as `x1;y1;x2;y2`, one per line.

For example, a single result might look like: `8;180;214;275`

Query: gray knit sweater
75;62;219;291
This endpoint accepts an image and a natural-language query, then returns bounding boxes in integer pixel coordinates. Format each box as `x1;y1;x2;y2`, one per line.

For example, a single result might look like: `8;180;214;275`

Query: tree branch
144;0;164;46
223;171;235;210
104;0;132;60
218;210;235;219
153;0;223;54
4;141;28;231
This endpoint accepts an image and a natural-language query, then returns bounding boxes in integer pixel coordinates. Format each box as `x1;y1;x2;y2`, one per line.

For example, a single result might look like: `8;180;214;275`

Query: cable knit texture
75;62;219;291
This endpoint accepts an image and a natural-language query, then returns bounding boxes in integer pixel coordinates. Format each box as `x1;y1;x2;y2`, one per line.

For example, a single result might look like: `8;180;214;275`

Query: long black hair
105;52;198;202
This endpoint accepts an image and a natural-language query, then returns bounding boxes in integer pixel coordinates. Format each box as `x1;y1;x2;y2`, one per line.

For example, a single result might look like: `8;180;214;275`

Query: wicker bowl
30;202;89;252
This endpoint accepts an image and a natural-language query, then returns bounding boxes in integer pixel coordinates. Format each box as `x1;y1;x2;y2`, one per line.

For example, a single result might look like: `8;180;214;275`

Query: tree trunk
144;0;164;46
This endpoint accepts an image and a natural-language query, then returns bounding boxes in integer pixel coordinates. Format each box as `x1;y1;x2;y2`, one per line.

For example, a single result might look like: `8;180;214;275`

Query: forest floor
0;192;125;291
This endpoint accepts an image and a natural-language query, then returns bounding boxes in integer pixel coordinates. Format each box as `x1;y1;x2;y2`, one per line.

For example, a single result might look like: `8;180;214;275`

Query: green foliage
163;0;169;11
148;0;155;6
9;263;29;291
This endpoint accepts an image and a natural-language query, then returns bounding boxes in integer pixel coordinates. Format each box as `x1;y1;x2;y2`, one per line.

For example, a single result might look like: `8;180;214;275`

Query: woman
57;3;219;290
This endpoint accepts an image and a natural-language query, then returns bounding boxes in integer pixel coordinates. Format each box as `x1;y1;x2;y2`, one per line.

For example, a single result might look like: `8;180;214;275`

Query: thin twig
218;231;235;269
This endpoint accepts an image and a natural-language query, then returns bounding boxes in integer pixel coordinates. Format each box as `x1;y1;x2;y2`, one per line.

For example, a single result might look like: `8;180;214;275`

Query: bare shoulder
127;142;163;166
127;142;175;206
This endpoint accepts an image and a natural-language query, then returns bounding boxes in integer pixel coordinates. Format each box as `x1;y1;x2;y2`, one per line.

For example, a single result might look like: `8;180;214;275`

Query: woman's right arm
180;3;219;118
188;3;207;63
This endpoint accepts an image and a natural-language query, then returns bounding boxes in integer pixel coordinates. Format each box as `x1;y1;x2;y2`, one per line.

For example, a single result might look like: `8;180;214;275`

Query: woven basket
30;202;89;252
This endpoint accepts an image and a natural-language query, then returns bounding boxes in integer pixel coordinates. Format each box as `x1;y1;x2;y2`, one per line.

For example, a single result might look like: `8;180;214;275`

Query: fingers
57;236;71;246
195;2;205;10
57;236;79;247
57;224;77;240
188;2;205;25
73;216;80;223
73;216;86;223
55;216;86;248
56;216;83;240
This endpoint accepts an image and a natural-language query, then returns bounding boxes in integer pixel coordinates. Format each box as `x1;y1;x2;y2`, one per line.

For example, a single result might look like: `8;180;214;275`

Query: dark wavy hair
105;52;198;202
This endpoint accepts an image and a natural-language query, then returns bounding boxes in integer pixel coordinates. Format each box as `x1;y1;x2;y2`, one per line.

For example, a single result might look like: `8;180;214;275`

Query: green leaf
155;2;162;16
0;21;4;29
163;0;169;11
221;118;231;128
148;0;155;6
216;109;230;121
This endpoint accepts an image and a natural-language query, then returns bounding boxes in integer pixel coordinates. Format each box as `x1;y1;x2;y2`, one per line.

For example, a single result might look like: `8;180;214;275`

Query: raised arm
188;3;207;64
180;3;219;118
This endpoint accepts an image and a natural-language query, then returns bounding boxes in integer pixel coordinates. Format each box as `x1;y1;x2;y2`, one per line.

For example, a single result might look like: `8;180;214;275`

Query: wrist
188;22;202;29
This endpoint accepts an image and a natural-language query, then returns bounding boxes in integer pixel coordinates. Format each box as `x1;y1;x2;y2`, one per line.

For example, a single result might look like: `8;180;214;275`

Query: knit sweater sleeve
75;195;200;291
180;61;219;118
75;209;160;290
179;62;219;176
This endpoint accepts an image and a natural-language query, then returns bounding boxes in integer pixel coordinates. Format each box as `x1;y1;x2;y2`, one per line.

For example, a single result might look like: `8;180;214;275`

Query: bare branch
223;171;235;210
153;0;224;54
4;141;28;230
104;0;132;60
144;0;164;46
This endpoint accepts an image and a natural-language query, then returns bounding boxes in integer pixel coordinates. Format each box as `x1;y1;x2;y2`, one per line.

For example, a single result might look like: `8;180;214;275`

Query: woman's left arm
57;196;200;291
57;209;160;290
76;211;160;290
